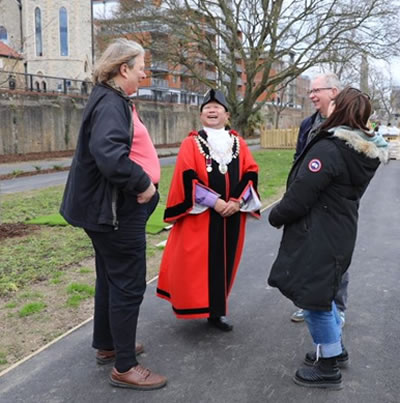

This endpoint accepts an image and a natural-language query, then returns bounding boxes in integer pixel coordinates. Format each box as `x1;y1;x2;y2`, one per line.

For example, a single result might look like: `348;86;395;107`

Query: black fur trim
230;171;258;199
164;169;200;220
173;306;210;315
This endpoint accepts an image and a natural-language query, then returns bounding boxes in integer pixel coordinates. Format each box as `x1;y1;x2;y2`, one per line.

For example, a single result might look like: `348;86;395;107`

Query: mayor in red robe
156;89;261;331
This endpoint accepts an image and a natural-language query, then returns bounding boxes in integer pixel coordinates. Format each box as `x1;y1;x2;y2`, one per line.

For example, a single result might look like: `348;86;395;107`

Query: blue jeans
303;302;342;358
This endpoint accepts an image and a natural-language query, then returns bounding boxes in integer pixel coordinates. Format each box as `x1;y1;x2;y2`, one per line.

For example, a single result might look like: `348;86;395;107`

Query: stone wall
0;91;201;155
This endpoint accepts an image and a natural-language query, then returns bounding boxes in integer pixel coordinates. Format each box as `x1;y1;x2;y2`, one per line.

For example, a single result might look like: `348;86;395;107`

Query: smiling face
309;76;338;117
200;101;230;129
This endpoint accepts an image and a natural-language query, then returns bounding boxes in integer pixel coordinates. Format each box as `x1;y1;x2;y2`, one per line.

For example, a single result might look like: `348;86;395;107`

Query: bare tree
100;0;400;135
368;64;399;124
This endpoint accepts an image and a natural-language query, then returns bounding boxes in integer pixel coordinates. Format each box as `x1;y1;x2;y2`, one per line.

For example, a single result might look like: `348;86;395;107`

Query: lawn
0;149;293;296
0;148;293;371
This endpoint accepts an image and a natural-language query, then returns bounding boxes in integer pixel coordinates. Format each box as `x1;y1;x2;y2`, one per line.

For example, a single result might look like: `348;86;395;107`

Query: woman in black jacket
268;87;388;389
60;39;166;390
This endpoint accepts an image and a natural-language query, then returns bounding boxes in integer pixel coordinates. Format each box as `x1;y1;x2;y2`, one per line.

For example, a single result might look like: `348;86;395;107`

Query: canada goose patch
308;159;322;172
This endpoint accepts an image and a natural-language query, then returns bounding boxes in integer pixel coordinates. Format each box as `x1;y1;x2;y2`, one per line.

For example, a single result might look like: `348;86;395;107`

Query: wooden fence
260;127;298;149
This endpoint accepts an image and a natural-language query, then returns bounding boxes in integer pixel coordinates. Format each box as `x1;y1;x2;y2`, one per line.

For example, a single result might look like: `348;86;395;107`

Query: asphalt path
0;161;399;402
0;156;178;194
0;145;259;194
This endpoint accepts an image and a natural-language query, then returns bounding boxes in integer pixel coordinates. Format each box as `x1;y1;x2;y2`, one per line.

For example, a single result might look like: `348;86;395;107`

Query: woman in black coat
268;87;388;389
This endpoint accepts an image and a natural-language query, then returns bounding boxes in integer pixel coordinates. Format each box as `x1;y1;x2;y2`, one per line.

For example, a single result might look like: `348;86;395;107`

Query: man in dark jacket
291;73;349;324
294;73;342;160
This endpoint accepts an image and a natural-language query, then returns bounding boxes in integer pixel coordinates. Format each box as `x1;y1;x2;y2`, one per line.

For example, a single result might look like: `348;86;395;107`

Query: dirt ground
0;250;164;373
0;258;96;372
0;149;168;372
0;223;40;241
0;150;75;164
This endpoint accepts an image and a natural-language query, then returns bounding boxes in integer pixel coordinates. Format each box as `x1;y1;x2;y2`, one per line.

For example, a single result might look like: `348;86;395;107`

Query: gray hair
316;73;343;91
92;38;144;84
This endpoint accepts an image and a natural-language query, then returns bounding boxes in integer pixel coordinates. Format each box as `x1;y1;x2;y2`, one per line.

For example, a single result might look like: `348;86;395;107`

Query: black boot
294;357;343;389
304;345;349;368
207;316;233;331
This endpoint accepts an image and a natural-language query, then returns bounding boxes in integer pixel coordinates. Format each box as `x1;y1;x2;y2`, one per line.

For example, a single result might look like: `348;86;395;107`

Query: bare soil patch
0;150;75;164
0;167;70;180
0;223;40;241
0;236;166;373
0;258;96;372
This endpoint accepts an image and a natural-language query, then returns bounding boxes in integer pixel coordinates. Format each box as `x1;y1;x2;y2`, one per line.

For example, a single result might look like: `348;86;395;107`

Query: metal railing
0;70;93;96
151;78;169;88
135;87;204;105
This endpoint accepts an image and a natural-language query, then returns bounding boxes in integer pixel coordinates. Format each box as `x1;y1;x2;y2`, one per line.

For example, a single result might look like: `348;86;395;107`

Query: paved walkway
0;161;399;403
0;148;180;176
0;140;260;177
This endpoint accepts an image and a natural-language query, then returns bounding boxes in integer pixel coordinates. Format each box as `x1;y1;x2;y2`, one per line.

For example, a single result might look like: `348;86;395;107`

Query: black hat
200;89;229;112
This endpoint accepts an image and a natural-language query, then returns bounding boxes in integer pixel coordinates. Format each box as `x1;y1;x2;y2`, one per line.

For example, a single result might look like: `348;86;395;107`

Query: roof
0;41;22;59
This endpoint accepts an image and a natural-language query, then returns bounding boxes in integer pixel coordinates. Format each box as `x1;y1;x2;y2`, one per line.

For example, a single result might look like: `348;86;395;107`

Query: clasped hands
214;198;240;217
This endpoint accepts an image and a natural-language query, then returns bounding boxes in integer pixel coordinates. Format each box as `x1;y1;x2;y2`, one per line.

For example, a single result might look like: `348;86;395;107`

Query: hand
137;183;156;204
220;200;240;217
214;198;228;215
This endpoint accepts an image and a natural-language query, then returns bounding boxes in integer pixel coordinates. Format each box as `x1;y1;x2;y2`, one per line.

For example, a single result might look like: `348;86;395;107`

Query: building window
35;8;43;56
59;7;68;56
0;26;8;44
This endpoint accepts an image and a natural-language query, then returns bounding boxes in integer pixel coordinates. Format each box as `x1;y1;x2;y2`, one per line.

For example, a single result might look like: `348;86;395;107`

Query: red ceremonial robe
156;129;260;319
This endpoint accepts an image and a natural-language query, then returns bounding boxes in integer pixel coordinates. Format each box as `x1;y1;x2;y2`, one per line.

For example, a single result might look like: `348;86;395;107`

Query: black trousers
85;191;159;372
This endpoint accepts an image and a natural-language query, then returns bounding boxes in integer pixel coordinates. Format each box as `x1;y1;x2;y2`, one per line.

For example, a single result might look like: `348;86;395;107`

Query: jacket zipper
112;103;135;230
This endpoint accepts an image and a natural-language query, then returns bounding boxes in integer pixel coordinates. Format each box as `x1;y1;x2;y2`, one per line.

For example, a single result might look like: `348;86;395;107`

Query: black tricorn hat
200;89;229;112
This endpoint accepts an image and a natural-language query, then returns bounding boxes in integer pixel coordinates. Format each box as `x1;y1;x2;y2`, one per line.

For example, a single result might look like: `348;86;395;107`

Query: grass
0;226;92;295
1;186;65;223
0;148;293;371
252;149;293;200
66;282;95;308
0;149;293;297
79;267;92;274
10;170;24;177
18;301;46;317
0;352;7;365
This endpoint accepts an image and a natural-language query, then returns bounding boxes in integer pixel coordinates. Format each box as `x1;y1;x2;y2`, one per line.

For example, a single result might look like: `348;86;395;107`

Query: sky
92;1;400;87
93;1;119;19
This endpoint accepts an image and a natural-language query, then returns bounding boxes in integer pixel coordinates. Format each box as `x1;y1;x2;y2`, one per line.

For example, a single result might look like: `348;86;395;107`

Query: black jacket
293;112;319;160
60;84;151;231
268;127;388;310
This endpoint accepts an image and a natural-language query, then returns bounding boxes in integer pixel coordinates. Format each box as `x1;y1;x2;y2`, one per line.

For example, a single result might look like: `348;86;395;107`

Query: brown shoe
96;342;144;365
110;365;167;390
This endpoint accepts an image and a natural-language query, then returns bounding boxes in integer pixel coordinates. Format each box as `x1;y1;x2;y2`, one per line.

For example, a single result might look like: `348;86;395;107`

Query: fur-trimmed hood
330;126;389;164
323;125;388;187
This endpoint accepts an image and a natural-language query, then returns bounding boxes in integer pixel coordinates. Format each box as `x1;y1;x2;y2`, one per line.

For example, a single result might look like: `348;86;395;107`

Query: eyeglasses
307;87;333;95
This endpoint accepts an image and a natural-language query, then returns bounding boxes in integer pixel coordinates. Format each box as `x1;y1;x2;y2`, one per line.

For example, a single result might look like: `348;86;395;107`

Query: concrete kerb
0;193;276;380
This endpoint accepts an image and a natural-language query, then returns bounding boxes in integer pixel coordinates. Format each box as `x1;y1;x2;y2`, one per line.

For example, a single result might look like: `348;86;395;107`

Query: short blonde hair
93;38;144;84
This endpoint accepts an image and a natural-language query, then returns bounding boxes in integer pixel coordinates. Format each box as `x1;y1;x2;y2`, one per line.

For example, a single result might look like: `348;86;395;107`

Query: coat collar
330;127;389;164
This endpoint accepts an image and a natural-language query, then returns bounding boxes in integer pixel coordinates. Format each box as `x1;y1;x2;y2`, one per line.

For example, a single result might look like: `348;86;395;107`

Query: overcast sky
92;1;399;87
